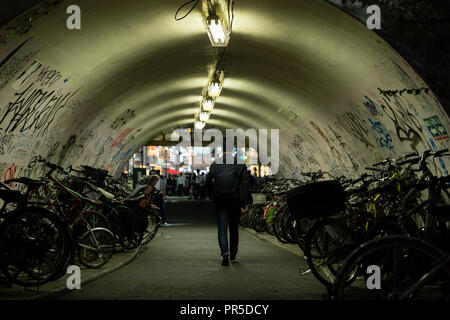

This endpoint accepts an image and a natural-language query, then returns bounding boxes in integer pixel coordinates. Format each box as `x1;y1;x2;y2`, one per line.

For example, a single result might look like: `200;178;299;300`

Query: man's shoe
221;254;229;266
230;254;236;261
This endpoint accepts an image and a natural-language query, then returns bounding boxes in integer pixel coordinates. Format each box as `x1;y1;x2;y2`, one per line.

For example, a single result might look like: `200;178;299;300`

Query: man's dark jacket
205;157;253;205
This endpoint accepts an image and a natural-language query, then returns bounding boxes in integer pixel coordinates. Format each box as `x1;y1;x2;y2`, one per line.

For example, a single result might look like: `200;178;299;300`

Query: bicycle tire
107;205;136;251
0;208;70;287
252;206;266;233
305;218;358;288
273;205;290;244
332;236;450;300
78;228;115;269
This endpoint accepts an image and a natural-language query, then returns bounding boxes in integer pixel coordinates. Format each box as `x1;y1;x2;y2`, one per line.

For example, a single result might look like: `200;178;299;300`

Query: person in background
199;172;207;199
189;173;197;199
170;174;177;196
152;169;168;226
177;173;185;196
194;171;203;199
252;168;258;179
184;173;190;196
167;174;173;196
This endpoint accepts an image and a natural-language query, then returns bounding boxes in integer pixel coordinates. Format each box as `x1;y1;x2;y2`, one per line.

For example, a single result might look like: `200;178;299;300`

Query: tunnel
0;0;449;306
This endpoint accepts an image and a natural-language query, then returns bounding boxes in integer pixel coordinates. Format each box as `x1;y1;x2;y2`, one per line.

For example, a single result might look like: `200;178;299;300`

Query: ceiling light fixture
208;70;224;98
199;111;210;122
204;14;230;47
202;97;215;111
208;82;222;97
195;120;206;130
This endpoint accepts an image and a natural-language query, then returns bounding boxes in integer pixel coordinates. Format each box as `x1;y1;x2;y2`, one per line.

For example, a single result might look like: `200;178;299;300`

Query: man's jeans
215;198;241;256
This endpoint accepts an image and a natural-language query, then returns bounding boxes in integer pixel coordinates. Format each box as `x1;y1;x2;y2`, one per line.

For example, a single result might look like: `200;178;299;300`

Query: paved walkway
55;199;328;300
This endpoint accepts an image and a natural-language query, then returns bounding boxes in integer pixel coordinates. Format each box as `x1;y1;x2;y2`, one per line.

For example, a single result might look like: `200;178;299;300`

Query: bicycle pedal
299;266;311;276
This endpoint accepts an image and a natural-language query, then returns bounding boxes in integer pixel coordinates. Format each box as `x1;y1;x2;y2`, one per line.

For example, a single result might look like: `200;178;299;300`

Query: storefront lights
199;111;210;122
205;14;230;47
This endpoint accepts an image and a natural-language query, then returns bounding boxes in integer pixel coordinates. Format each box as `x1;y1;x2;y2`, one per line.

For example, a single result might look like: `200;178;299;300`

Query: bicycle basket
251;193;267;205
285;180;346;218
81;165;108;186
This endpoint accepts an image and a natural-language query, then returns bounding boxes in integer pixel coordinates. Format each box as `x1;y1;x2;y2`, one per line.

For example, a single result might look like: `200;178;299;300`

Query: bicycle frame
397;253;450;300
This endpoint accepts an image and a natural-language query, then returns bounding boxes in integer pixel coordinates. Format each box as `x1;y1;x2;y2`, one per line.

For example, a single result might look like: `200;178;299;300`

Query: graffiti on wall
363;96;383;117
327;125;359;171
379;93;428;153
112;128;134;148
368;118;395;152
336;111;375;149
0;60;79;138
429;138;448;175
3;163;17;185
310;121;345;167
111;109;135;130
287;132;321;170
423;115;449;141
5;0;65;36
0;40;41;92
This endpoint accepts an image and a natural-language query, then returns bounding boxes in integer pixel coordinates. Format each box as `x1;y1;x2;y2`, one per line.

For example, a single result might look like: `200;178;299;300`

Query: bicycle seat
4;177;45;187
81;196;103;206
0;189;25;202
97;187;115;200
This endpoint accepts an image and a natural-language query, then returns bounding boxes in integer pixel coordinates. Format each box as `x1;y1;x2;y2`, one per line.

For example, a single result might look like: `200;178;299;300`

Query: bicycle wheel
273;205;290;244
239;211;250;228
305;218;358;288
140;210;161;245
252;206;266;233
85;211;111;229
296;217;316;252
107;205;136;251
78;228;115;268
282;215;299;244
0;208;69;287
332;236;450;300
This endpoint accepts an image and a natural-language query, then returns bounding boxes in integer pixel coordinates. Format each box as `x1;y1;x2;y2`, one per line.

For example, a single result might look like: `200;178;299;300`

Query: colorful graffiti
368;118;395;152
424;115;449;141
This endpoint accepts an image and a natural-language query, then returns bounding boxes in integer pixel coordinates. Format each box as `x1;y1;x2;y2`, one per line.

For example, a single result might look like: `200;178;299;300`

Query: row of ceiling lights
194;1;231;130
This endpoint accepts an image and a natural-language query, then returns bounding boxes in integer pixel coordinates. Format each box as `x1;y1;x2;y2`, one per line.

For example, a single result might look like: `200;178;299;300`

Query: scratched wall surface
0;0;449;182
278;54;450;179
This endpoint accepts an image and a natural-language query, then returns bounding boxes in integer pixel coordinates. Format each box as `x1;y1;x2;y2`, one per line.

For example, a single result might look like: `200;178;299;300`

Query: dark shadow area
55;199;328;300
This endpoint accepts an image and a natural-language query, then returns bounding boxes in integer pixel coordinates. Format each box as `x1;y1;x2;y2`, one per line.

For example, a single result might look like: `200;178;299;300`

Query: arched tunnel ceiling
0;0;449;179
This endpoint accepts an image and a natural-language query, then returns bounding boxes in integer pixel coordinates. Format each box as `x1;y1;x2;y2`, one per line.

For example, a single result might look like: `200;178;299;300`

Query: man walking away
205;152;253;266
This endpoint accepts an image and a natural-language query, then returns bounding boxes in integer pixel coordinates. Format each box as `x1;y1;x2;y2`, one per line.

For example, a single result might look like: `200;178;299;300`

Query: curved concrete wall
0;0;449;180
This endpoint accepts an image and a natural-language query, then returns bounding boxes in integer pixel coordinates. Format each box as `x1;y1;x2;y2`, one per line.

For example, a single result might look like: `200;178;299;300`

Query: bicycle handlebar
36;157;69;175
397;157;421;166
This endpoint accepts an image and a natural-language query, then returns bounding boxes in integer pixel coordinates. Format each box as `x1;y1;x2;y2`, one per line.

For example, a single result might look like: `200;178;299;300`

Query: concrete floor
56;198;328;300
